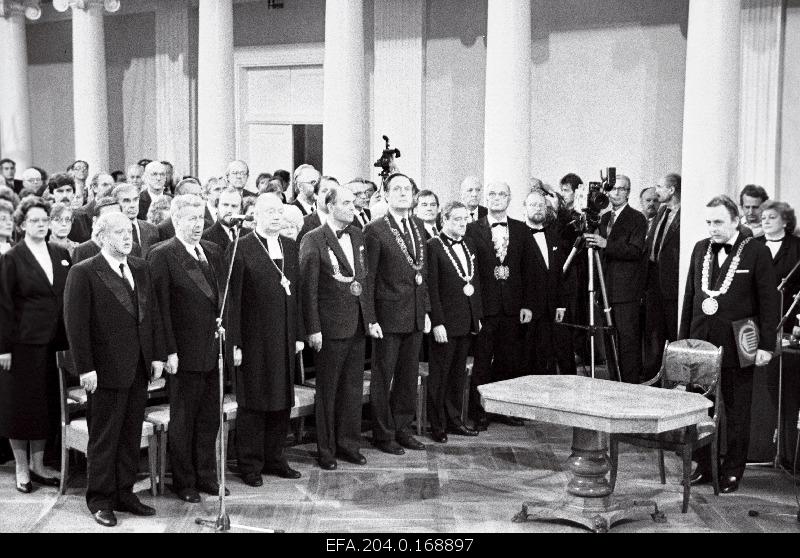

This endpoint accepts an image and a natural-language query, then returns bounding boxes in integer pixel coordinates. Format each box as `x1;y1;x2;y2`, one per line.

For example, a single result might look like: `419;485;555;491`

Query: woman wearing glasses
0;197;71;492
48;202;78;257
0;199;14;255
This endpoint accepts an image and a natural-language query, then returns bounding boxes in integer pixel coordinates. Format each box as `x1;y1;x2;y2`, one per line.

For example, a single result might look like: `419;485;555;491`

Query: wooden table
479;375;712;532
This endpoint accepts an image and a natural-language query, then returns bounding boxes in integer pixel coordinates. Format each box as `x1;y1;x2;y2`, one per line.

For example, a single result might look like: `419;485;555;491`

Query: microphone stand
195;222;283;533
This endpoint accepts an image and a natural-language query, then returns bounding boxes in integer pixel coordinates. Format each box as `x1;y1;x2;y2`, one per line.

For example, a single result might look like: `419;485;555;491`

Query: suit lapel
17;241;54;293
714;235;747;290
322;224;355;277
93;256;137;319
129;258;148;323
173;239;216;303
772;237;789;265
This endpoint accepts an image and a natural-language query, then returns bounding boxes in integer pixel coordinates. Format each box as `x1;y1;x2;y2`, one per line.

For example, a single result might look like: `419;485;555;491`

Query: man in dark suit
156;178;215;241
113;183;159;258
426;201;483;443
680;195;778;493
297;176;338;244
415;190;440;240
0;158;22;194
148;194;225;502
137;161;168;220
202;186;250;251
466;181;536;429
460;176;488;223
63;212;166;527
364;173;430;454
522;190;576;375
346;178;372;229
300;186;375;470
72;198;144;264
643;173;681;379
584;174;647;384
291;164;320;217
69;174;117;243
228;193;305;486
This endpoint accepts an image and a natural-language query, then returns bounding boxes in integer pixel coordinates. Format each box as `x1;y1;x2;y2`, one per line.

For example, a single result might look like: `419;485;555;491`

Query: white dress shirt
25;238;53;285
529;227;549;269
100;250;134;289
328;222;355;269
717;231;740;267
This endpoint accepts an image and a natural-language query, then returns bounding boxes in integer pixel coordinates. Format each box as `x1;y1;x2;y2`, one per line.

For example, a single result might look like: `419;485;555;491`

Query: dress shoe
317;457;338;470
263;464;302;479
447;424;478;437
373;440;405;455
175;487;201;503
30;471;60;487
16;481;32;494
336;450;367;465
689;469;712;486
720;476;740;494
196;481;230;496
396;435;426;451
430;431;448;444
93;510;117;528
115;497;156;516
241;473;264;487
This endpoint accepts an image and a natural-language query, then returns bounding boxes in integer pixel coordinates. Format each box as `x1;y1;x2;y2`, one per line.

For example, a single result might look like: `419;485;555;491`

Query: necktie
652;208;671;261
360;211;368;226
401;218;416;260
131;222;140;245
606;212;616;235
491;222;507;228
310;204;316;214
432;225;438;236
119;263;134;296
470;211;476;222
195;246;214;285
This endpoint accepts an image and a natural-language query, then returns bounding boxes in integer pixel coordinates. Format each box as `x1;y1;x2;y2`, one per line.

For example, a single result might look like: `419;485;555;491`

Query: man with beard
202;186;251;251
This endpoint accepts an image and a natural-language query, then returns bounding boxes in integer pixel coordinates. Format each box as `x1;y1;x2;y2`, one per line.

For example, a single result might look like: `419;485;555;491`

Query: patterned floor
1;421;799;533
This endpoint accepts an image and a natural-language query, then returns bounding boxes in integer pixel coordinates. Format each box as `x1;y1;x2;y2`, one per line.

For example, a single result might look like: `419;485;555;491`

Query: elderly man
70;174;116;243
20;168;45;196
204;176;226;224
148;194;225;502
226;160;250;194
460;176;487;223
229;193;305;485
113;183;159;257
72;198;140;264
126;164;144;192
291;164;320;217
740;184;769;238
137;161;168;220
68;160;90;204
297;176;339;243
346;178;373;229
639;186;661;223
156;178;212;241
64;212;166;527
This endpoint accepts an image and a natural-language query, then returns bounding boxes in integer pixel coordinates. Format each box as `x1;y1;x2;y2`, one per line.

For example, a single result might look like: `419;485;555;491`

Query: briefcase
731;317;760;368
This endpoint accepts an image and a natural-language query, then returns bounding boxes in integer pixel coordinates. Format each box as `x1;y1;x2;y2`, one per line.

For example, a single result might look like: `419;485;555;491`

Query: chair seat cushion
290;386;315;418
144;404;171;428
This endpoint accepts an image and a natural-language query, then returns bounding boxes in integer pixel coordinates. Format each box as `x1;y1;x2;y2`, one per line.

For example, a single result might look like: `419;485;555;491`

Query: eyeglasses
51;217;74;225
229;171;248;177
611;187;630;192
486;192;509;198
0;215;12;223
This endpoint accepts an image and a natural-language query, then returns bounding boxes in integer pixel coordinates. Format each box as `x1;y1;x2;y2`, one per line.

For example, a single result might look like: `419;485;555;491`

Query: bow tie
530;227;545;234
491;222;508;228
335;227;350;239
443;235;463;246
711;242;733;255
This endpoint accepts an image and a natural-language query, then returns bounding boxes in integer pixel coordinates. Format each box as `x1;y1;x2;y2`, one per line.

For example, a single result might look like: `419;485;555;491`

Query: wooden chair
57;351;158;496
609;339;723;513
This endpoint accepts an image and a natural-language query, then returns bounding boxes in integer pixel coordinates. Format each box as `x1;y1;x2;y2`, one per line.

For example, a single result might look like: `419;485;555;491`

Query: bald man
137;161;168;220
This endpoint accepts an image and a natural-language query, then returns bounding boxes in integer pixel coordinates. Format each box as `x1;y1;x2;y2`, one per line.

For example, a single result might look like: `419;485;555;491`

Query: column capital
0;0;41;20
52;0;120;13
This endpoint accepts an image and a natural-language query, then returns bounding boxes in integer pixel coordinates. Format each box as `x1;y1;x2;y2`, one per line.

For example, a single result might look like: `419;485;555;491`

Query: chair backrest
56;350;77;427
661;339;723;394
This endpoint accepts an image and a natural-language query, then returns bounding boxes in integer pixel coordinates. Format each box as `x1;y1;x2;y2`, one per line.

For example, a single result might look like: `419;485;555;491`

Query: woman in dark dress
0;197;71;492
758;200;800;333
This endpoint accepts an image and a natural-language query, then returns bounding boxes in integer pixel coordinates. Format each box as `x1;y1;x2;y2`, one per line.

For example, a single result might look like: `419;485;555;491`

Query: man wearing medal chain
680;195;778;494
364;173;431;455
228;193;305;485
300;186;376;470
426;201;483;443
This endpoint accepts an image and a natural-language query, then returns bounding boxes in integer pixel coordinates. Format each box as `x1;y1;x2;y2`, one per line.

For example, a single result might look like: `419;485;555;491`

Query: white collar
100;248;127;270
487;214;508;226
176;235;200;258
612;203;628;217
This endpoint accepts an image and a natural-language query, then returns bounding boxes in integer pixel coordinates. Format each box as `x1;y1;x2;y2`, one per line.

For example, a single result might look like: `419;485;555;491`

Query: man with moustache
740;184;769;238
64;212;166;527
466;181;535;429
643;173;681;380
113;183;159;257
426;201;483;443
460;176;487;223
137;161;168;220
364;173;430;455
522;190;576;376
148;195;225;502
681;195;778;493
297;176;339;243
639;186;661;224
300;186;375;470
202;186;251;251
584;175;647;384
229;194;305;485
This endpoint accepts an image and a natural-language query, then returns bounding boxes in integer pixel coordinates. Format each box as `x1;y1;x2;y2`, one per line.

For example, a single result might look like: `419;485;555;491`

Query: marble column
679;0;742;321
54;0;119;175
197;0;235;182
0;1;40;170
372;0;425;184
323;0;368;184
483;0;531;221
155;0;191;178
738;0;785;197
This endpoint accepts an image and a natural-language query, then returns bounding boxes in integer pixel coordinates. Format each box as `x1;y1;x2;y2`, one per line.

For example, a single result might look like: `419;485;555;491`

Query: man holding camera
583;174;647;384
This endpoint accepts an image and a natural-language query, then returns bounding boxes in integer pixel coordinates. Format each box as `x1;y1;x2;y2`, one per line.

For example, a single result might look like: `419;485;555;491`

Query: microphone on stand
778;258;800;293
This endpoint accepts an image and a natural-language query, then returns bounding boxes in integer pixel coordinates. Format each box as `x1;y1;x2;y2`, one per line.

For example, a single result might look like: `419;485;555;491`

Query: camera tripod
561;237;622;382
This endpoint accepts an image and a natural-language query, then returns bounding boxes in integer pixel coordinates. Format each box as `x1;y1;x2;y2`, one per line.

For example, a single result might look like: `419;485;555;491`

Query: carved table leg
515;427;662;532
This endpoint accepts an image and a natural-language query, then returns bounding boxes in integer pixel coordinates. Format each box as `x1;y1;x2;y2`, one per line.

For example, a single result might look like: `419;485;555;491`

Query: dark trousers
523;317;577;375
469;314;521;418
85;369;148;513
236;407;290;474
427;335;471;434
643;266;678;380
695;366;754;480
315;334;366;461
167;368;220;490
370;331;422;442
606;301;642;383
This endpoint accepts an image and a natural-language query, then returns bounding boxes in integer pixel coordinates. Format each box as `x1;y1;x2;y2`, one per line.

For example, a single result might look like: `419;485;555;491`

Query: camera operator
583;174;647;383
